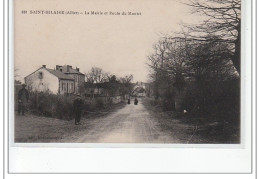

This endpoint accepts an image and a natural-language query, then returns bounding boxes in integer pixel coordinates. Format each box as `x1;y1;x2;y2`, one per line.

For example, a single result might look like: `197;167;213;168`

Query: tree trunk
232;21;241;75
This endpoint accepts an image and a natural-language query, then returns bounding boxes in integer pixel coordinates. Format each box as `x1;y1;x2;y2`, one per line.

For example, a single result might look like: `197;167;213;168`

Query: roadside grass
142;98;240;144
15;102;126;143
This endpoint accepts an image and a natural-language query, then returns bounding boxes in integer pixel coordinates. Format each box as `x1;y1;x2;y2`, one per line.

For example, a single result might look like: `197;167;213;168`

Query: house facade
55;65;85;94
24;65;85;94
132;82;146;97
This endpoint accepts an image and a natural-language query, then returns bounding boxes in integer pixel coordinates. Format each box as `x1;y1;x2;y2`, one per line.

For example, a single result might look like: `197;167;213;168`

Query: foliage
20;91;117;119
83;67;133;99
85;67;109;83
147;0;240;119
183;0;241;73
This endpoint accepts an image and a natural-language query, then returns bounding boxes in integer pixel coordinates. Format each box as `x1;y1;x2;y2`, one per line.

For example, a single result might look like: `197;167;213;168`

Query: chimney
42;65;46;68
56;65;61;70
67;65;72;72
76;67;80;72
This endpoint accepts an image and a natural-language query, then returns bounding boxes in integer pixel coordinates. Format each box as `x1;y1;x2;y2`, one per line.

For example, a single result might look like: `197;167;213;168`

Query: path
63;98;181;143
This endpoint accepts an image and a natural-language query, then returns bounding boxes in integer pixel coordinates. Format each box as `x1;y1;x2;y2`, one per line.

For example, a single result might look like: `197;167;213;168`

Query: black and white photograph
13;0;242;144
4;0;257;175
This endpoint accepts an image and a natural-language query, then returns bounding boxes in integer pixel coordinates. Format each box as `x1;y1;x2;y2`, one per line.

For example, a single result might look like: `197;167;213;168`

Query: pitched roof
59;65;84;75
45;68;74;80
67;68;84;75
133;86;146;93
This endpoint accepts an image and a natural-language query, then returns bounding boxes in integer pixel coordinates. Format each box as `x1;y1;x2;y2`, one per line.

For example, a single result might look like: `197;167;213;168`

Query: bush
95;98;105;109
22;91;122;119
83;97;112;113
54;95;74;120
25;92;75;120
182;79;240;121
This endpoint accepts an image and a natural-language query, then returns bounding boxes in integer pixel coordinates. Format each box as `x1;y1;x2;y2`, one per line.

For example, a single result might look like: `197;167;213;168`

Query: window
38;72;43;79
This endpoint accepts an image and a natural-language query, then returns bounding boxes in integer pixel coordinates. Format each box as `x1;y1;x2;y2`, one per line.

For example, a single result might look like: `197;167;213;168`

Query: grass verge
142;98;240;144
15;101;126;143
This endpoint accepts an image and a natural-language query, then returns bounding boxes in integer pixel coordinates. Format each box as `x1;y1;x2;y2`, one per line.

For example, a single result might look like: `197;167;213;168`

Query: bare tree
183;0;241;74
147;37;188;111
119;75;134;98
85;67;109;84
119;75;133;84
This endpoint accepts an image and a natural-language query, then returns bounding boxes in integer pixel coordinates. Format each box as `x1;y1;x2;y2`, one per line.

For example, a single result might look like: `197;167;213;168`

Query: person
18;84;29;115
134;97;138;105
73;94;84;125
128;98;130;104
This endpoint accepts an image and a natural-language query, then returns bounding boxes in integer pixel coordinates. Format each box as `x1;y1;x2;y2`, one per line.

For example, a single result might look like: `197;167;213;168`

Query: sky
14;0;199;82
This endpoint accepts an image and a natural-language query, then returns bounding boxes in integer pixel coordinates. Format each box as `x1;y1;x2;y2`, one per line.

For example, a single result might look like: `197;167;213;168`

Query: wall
67;74;85;94
25;68;59;94
59;80;75;94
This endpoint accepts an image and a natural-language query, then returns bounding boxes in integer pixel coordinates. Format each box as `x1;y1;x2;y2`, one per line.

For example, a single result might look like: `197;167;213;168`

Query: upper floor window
38;72;43;79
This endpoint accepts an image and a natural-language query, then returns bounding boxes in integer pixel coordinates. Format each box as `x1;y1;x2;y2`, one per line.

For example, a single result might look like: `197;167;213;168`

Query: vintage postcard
13;0;242;144
7;0;255;174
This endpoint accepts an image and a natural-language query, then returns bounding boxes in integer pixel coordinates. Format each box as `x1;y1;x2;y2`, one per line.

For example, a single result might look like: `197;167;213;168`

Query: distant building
24;65;85;94
83;82;121;97
132;82;146;97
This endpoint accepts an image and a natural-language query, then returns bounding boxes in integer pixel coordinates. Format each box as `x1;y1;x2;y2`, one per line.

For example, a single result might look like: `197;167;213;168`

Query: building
55;65;85;94
24;65;85;94
83;82;121;97
132;82;146;97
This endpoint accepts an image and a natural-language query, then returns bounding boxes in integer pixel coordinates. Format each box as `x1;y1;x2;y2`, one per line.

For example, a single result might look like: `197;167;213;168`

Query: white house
24;65;85;94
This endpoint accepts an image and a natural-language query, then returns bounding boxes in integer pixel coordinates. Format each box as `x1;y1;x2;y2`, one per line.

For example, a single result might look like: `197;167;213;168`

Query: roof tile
46;68;74;80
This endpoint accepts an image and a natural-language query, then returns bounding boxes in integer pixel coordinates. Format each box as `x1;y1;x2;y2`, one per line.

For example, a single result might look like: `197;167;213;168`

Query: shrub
21;91;122;119
25;92;75;120
182;79;240;121
54;95;74;120
95;98;105;109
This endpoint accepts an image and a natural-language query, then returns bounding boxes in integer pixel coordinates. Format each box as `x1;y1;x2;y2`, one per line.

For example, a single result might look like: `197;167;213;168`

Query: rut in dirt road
71;99;181;143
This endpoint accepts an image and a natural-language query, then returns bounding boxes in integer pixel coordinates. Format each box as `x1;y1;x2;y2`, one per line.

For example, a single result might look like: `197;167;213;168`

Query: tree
148;37;188;100
85;67;109;84
147;34;238;111
119;75;134;98
183;39;238;82
107;74;118;83
119;75;133;84
183;0;241;74
147;37;191;111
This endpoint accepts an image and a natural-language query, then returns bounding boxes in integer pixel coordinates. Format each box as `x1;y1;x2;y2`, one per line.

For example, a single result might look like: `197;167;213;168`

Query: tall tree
119;75;134;98
85;67;109;83
184;0;241;74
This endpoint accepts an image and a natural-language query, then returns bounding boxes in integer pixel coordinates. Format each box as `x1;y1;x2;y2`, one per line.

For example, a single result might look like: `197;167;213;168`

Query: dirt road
61;99;182;143
15;98;239;143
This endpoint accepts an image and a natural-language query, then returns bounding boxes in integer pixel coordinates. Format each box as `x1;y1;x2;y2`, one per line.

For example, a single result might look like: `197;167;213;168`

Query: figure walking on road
18;84;29;115
73;94;84;125
134;97;138;105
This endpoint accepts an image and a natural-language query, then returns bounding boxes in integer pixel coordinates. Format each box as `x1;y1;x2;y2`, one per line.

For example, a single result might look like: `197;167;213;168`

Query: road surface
61;99;182;143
